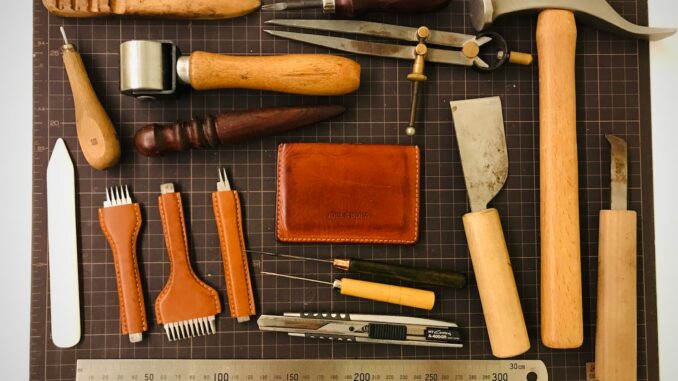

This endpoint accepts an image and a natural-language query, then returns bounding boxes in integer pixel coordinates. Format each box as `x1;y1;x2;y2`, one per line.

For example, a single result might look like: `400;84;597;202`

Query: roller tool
134;105;346;157
212;169;256;323
262;0;449;17
261;272;435;310
60;27;120;170
450;97;529;358
43;0;260;19
258;313;462;348
265;19;531;136
248;250;466;289
47;138;81;348
468;0;674;349
119;40;360;100
595;135;637;381
98;186;148;343
156;183;221;341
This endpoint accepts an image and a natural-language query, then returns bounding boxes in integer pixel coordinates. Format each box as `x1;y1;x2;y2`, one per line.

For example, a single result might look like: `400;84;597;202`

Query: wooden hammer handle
536;9;584;349
189;52;361;96
62;47;120;170
463;209;530;358
595;210;637;381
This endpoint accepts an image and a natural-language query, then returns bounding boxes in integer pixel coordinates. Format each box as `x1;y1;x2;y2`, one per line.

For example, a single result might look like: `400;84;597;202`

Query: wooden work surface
30;0;658;379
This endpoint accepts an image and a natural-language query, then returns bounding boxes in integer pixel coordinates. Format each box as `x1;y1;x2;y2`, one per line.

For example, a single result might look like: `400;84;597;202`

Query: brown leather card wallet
276;143;420;244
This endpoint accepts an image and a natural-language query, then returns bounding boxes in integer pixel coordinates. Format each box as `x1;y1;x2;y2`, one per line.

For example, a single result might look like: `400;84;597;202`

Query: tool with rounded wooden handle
536;9;584;349
334;278;435;310
187;52;361;96
43;0;260;19
462;208;530;358
62;43;120;170
595;210;637;381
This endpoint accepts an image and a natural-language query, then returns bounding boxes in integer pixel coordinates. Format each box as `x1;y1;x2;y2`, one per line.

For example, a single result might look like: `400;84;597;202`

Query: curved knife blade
606;134;628;210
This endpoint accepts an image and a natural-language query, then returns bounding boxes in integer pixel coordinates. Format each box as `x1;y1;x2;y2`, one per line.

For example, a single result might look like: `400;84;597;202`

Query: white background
0;1;675;380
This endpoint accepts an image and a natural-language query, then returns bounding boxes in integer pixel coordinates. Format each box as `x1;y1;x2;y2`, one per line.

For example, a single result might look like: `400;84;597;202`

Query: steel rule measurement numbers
76;359;547;381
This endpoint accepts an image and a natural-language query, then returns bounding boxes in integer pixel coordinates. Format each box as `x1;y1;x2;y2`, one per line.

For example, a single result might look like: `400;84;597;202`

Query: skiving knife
450;97;529;358
46;138;81;348
594;135;637;381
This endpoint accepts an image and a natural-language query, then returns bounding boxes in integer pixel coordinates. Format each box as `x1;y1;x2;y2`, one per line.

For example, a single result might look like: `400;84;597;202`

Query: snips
265;19;532;136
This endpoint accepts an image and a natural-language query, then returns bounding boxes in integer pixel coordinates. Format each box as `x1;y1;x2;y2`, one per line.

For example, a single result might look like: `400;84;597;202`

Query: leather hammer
469;0;675;350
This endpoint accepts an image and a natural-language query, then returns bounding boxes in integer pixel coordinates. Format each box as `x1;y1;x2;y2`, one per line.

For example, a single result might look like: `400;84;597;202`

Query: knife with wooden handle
451;97;530;358
595;135;637;381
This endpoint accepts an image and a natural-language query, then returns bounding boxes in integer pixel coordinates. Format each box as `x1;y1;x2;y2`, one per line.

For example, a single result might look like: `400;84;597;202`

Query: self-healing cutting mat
30;0;659;379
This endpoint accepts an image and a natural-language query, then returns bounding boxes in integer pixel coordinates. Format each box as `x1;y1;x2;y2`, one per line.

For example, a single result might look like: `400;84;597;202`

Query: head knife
46;138;81;348
450;97;530;358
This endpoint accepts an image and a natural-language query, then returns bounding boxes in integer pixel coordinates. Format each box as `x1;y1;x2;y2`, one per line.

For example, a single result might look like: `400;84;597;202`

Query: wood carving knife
119;40;361;100
595;135;637;381
46;138;81;348
450;97;529;358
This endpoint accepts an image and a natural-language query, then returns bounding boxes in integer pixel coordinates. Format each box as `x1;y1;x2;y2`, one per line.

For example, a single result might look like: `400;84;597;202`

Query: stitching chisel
248;250;466;289
594;135;637;381
47;138;81;348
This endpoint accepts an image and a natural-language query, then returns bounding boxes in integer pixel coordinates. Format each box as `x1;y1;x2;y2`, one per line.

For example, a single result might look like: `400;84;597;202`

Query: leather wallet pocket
276;143;420;244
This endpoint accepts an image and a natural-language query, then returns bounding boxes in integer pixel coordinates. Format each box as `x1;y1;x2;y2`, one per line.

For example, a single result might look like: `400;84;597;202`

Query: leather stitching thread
157;193;220;323
276;144;420;244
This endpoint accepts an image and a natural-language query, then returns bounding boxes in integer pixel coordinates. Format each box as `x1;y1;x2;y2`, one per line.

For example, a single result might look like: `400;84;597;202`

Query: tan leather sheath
155;192;221;324
98;204;148;336
212;191;256;322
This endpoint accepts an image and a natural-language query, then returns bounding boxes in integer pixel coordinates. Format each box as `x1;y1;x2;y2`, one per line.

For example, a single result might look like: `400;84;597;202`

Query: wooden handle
463;209;530;358
337;278;435;310
338;0;449;17
595;210;637;381
134;105;346;157
62;47;120;170
346;259;466;289
121;0;260;19
536;9;584;349
189;52;361;96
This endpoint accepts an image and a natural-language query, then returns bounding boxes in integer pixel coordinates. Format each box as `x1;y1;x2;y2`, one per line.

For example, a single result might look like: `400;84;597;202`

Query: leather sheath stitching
156;193;220;322
276;144;420;244
213;192;256;317
98;205;147;333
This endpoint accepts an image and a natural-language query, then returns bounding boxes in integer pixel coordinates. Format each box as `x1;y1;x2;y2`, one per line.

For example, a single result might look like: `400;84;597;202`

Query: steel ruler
76;359;547;381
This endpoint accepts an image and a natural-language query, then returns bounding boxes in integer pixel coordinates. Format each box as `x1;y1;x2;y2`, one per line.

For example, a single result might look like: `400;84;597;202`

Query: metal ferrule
322;0;335;13
176;56;191;85
332;259;350;271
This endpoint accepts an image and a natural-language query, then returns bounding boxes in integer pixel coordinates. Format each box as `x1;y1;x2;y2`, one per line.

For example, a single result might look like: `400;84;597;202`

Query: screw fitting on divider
406;27;430;137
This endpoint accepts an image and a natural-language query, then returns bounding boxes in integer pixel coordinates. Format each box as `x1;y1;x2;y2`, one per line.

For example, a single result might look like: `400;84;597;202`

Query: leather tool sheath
98;204;148;341
156;189;221;325
212;190;256;322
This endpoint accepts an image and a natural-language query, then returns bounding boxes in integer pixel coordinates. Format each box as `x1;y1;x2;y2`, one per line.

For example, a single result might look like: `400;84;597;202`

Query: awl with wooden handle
261;272;435;310
595;135;637;381
60;27;120;170
262;0;450;17
451;97;529;358
120;40;361;100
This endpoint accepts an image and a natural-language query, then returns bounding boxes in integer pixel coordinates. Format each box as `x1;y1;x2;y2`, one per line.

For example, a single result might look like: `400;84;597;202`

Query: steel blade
46;138;81;348
266;19;476;48
265;30;474;66
450;97;508;212
606;134;628;210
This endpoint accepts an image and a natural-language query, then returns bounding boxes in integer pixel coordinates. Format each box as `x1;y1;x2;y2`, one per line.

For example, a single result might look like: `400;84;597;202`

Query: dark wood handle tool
135;105;346;157
262;0;450;17
248;250;466;289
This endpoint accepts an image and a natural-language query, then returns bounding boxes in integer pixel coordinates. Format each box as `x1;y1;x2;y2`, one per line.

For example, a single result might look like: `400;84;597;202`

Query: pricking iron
258;313;462;348
155;183;221;341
